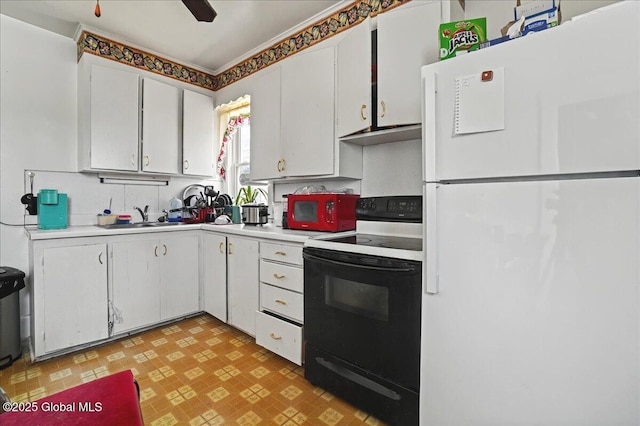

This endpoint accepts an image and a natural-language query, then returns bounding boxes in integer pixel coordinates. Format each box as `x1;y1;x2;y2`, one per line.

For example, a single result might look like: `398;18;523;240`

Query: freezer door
421;177;639;425
422;1;639;181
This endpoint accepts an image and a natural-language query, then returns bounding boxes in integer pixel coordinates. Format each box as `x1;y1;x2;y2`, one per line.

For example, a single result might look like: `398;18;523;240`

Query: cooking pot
241;204;268;225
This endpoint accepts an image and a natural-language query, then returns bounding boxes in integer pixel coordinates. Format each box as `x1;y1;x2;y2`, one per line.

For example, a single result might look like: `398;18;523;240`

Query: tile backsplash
23;170;221;226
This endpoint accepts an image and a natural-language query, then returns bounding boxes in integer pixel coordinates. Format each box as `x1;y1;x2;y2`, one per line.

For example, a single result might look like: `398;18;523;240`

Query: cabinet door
90;65;139;171
227;236;259;336
42;244;108;353
377;1;441;127
337;18;372;138
250;66;283;180
281;46;335;177
110;239;161;334
203;233;227;322
183;89;215;176
160;234;200;320
142;78;180;174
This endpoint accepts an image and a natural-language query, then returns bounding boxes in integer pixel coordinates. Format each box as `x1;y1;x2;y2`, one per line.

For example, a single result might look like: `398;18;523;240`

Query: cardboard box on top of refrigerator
516;0;560;35
480;0;562;49
439;18;487;60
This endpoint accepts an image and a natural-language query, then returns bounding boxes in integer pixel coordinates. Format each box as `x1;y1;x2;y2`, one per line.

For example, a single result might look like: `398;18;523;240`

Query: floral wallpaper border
77;0;409;92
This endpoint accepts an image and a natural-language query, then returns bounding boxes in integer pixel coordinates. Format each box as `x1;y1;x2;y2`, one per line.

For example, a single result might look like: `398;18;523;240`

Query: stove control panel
356;196;422;222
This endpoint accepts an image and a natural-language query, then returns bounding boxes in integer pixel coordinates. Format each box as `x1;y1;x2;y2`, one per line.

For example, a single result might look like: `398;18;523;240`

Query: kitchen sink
97;221;185;229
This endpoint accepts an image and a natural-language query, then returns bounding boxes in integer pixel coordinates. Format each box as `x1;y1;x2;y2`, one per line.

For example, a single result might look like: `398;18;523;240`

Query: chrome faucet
134;205;149;222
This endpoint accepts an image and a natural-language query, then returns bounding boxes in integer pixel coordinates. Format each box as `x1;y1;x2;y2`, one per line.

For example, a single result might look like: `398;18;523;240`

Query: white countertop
26;222;326;243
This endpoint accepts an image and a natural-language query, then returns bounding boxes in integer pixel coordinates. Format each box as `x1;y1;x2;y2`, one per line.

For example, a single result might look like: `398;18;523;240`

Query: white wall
0;15;218;339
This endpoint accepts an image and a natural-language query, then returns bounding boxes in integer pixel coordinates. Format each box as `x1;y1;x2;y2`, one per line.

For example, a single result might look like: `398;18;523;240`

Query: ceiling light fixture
94;0;101;17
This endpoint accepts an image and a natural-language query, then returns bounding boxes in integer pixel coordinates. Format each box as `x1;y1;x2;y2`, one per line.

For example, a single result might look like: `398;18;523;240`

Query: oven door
303;246;421;390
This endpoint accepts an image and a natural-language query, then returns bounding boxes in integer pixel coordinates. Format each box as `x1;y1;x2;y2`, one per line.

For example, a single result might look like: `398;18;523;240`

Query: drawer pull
219;242;224;254
275;299;287;305
273;273;286;279
275;251;287;256
269;332;282;340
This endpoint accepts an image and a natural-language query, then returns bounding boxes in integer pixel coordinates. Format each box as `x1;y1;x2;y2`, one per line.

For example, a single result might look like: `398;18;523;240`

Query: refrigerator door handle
423;71;437;183
425;183;439;294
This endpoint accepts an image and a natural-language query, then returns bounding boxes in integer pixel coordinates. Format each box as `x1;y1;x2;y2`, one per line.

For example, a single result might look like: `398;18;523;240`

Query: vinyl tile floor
0;314;385;425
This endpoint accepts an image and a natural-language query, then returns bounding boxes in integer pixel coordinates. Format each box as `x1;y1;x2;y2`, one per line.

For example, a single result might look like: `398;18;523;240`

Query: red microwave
287;193;360;232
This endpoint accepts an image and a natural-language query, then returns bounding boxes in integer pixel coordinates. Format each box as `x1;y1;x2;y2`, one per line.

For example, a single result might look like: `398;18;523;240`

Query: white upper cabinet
86;64;139;171
141;78;180;174
377;0;442;127
251;46;336;180
337;1;444;138
250;66;283;181
281;46;335;178
79;55;214;176
183;89;215;176
337;17;372;138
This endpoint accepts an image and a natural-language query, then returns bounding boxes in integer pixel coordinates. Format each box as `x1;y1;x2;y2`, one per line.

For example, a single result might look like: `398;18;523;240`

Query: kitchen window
216;96;267;202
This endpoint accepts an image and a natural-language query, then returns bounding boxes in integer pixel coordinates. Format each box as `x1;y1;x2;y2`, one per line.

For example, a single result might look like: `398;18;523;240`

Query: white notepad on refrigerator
454;67;505;135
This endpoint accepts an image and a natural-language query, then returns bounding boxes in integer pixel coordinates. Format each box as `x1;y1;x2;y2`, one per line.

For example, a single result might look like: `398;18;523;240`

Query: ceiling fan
181;0;217;22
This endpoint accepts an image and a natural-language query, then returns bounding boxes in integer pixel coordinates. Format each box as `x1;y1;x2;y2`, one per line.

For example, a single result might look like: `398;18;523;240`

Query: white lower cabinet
256;241;304;365
159;235;199;320
110;233;198;335
202;233;228;322
30;229;306;363
36;244;109;356
255;311;303;366
227;236;260;336
110;239;161;334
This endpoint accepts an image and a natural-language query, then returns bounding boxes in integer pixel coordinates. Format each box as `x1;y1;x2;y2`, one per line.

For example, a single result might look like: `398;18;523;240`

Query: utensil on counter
20;171;38;215
104;196;112;215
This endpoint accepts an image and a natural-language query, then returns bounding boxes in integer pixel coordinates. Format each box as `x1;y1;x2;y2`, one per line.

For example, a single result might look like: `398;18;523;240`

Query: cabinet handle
360;104;367;120
162;244;167;256
154;245;158;257
130;154;136;166
275;299;287;305
144;155;150;167
281;158;286;171
183;160;189;170
277;160;281;172
273;273;285;279
380;100;386;118
228;242;233;255
274;251;287;256
269;332;282;340
98;252;103;264
219;242;224;254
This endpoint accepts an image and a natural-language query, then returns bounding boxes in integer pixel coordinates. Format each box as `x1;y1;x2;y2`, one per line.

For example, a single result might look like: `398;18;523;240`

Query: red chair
0;369;143;425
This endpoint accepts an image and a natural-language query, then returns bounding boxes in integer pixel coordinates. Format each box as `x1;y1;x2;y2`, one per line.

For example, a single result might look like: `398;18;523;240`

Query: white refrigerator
420;2;639;425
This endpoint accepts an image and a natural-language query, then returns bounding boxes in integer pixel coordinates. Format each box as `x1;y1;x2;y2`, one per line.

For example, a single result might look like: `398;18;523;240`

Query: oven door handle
303;252;417;273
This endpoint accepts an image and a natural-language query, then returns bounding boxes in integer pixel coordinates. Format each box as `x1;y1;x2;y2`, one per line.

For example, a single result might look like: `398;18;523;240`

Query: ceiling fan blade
181;0;217;22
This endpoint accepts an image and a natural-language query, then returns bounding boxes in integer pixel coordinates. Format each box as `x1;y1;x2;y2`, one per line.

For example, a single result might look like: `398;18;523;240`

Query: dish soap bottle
168;197;183;222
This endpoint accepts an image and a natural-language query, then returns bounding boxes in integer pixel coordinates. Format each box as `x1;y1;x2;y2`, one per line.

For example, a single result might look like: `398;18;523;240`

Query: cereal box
439;18;487;60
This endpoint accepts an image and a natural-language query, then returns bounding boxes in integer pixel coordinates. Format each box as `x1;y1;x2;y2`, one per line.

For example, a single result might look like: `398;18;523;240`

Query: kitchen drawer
260;283;303;323
260;260;303;293
260;242;303;266
255;311;303;366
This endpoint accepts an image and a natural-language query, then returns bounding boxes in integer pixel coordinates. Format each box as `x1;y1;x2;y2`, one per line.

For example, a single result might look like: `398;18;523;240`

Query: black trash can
0;267;25;369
